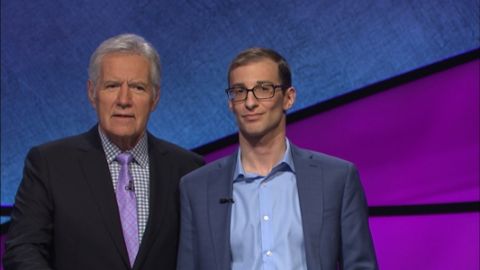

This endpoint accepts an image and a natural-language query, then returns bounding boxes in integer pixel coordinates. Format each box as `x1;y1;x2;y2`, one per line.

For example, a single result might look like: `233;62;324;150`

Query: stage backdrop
1;0;479;217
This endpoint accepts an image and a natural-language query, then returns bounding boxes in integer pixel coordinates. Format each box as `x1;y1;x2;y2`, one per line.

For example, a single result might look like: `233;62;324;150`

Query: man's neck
113;137;140;152
239;131;286;176
99;127;144;152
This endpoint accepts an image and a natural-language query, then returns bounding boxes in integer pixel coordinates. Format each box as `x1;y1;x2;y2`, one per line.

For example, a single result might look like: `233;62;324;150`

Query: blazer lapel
292;145;324;270
78;128;130;268
133;136;172;269
207;154;236;270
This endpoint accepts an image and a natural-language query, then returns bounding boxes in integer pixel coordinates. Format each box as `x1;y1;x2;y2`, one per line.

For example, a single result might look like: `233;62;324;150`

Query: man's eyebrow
256;80;273;84
128;81;148;86
230;83;246;88
102;80;121;86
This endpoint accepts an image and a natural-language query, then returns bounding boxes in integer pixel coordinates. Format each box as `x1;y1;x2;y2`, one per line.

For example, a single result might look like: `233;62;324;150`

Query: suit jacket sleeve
339;164;378;269
177;175;197;270
3;147;55;270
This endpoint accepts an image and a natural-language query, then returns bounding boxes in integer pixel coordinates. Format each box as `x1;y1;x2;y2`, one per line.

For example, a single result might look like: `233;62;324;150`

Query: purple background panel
206;60;480;206
287;60;479;206
369;212;480;270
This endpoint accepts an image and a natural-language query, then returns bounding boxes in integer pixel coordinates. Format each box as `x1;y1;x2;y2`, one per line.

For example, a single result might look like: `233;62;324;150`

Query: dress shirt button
266;250;272;256
263;215;270;221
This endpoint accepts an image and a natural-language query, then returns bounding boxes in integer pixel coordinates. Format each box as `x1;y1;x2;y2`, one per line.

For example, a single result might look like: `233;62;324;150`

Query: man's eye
233;88;245;94
130;84;147;91
260;84;273;91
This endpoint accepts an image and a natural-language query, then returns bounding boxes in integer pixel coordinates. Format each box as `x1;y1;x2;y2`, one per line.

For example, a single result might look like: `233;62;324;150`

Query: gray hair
88;33;161;95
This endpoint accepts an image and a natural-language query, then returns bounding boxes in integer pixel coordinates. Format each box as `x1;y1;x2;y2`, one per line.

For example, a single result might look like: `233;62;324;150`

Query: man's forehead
98;54;150;77
230;62;279;82
232;58;277;70
231;80;274;87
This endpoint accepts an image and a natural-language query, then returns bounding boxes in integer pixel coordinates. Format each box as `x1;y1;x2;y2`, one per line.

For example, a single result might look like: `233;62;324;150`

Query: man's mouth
112;114;134;118
242;113;262;121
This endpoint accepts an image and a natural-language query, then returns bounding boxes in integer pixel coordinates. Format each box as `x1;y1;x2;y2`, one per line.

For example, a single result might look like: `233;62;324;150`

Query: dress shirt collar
233;139;295;182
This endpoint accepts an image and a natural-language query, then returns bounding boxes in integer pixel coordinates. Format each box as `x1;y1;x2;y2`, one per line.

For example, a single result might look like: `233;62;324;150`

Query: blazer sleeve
339;164;378;270
177;176;197;270
3;147;55;270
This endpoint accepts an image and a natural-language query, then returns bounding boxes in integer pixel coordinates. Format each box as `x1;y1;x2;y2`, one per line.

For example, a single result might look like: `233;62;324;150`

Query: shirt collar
98;127;149;168
233;139;295;182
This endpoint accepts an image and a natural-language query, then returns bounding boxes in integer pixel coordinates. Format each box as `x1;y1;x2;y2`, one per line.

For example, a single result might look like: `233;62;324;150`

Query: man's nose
116;84;132;107
244;90;258;110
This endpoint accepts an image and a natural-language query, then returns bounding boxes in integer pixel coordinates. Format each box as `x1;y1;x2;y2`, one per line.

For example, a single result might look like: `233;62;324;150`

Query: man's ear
283;86;296;111
87;80;96;108
228;99;233;112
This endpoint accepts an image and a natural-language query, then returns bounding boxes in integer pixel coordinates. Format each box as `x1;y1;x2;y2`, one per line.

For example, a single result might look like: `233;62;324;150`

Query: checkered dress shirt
98;128;150;244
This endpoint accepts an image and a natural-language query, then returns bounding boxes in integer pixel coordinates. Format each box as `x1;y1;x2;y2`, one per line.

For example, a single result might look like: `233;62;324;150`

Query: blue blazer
177;144;378;270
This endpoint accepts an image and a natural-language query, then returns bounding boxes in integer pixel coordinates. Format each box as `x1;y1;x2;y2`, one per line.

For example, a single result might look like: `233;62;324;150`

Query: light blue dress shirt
230;140;307;270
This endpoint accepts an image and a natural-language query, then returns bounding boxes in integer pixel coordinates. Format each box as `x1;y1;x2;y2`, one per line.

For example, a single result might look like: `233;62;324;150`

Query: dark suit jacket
177;144;378;270
3;126;204;270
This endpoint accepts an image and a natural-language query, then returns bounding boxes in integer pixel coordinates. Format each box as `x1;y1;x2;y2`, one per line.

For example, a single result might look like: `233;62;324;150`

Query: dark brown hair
227;47;292;87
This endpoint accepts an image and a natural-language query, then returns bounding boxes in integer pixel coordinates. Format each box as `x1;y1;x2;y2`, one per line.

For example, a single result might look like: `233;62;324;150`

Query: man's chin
239;127;266;140
104;129;135;139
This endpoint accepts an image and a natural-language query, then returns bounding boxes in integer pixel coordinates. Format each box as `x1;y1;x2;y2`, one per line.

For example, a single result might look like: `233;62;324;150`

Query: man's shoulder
32;130;94;153
22;129;98;166
181;154;234;183
148;134;204;163
292;144;354;169
292;145;360;187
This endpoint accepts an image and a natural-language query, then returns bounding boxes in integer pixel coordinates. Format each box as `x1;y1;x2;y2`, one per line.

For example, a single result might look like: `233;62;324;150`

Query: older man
4;33;204;270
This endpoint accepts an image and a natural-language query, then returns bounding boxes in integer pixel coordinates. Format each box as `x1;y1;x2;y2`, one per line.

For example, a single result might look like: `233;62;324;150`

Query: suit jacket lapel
292;144;324;270
133;134;171;269
78;127;130;268
207;154;236;270
201;145;324;269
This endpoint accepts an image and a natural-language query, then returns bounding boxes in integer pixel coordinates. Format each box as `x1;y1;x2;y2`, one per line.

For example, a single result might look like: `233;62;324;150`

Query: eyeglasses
225;83;284;101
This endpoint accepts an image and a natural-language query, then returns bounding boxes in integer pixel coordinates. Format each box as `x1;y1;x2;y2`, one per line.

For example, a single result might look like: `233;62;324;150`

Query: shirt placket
259;176;274;270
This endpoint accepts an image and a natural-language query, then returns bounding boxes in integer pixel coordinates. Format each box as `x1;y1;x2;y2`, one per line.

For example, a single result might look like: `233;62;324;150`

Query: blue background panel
1;0;479;207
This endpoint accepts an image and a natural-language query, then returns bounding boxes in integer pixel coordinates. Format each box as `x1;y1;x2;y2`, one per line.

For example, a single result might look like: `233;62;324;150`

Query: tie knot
116;152;133;165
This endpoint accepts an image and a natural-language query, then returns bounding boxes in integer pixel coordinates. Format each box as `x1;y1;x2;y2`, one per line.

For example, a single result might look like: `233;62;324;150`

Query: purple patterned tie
116;152;139;267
